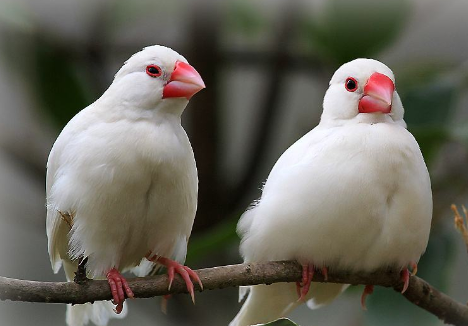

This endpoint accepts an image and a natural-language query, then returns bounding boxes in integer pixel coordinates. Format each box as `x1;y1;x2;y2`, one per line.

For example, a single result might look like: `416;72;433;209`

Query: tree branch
1;261;467;325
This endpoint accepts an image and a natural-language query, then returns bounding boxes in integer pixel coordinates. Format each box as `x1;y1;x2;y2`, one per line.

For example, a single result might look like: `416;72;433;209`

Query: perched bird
230;59;432;326
46;45;205;326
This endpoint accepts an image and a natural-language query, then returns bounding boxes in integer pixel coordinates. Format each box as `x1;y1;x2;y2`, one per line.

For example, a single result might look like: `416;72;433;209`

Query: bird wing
46;109;91;273
238;125;329;248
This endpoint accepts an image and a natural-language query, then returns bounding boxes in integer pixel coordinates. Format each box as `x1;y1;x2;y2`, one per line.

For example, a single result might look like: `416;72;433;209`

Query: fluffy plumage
46;45;203;326
230;59;432;326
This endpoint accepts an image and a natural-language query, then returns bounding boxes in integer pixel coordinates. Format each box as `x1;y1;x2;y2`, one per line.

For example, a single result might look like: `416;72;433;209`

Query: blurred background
0;0;467;325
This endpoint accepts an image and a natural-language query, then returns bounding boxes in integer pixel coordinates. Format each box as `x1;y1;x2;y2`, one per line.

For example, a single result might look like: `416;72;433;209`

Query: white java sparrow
46;45;205;326
230;59;432;326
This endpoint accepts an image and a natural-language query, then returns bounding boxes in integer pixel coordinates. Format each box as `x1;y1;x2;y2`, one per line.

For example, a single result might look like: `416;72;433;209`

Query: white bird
46;45;205;326
230;59;432;326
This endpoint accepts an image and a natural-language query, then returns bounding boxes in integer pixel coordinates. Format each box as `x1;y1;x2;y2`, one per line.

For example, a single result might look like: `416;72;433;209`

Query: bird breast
241;122;432;272
50;113;197;276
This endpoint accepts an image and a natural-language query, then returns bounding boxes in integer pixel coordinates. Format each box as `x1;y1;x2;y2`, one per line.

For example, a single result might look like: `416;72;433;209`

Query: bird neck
320;112;395;128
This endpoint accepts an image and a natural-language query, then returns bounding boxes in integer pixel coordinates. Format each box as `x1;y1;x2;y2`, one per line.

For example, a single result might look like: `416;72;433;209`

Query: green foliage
33;40;92;129
302;0;411;64
257;318;300;326
403;81;457;127
186;216;239;264
227;0;269;38
397;62;460;165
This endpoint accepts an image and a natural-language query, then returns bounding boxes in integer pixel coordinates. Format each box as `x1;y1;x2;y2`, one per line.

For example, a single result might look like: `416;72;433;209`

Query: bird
46;45;205;326
229;58;433;326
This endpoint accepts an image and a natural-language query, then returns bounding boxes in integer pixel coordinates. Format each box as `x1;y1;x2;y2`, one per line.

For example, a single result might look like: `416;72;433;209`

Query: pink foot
400;268;410;294
296;264;314;302
146;254;203;303
106;268;134;314
361;284;374;310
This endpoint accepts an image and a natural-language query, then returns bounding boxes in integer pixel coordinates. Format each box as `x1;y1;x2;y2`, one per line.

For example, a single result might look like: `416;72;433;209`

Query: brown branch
451;204;468;254
1;261;467;325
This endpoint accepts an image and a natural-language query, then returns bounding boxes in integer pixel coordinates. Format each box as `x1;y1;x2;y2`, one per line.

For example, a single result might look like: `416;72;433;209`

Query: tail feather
229;282;347;326
229;283;299;326
66;302;127;326
62;260;126;326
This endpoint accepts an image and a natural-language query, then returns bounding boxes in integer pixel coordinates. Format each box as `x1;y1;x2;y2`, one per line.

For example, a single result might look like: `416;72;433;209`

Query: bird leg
146;253;203;304
106;268;134;314
360;285;374;310
74;256;89;285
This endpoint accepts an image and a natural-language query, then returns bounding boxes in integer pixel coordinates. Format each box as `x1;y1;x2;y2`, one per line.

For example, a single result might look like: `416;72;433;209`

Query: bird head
322;59;405;126
107;45;205;113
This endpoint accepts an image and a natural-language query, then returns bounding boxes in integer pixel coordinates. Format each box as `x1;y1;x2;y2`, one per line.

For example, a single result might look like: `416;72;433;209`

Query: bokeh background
0;0;467;325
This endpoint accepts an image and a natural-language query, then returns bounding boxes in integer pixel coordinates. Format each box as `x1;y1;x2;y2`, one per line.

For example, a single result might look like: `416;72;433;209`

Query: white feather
231;59;432;326
46;45;198;326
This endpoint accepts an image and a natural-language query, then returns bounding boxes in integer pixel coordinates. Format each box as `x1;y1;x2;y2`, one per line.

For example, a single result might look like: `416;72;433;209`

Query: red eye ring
146;65;162;78
345;77;358;92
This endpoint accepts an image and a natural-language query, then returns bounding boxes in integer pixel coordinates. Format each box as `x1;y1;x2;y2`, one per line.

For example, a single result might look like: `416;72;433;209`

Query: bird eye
146;65;162;78
345;77;358;92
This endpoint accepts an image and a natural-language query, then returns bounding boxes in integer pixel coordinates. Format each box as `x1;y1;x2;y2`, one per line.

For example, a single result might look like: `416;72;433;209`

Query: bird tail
229;282;347;326
62;260;127;326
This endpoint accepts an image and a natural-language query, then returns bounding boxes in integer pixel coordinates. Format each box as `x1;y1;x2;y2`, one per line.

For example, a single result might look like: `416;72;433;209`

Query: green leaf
186;216;239;264
257;318;300;326
302;0;411;64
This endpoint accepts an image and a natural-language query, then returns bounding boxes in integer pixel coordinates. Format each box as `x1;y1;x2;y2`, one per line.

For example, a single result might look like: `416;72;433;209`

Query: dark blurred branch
227;4;294;209
186;3;223;232
1;261;467;326
222;49;324;72
227;1;319;210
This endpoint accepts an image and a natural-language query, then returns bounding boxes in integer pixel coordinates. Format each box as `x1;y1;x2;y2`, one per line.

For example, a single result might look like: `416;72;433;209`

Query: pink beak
162;61;206;100
358;72;395;114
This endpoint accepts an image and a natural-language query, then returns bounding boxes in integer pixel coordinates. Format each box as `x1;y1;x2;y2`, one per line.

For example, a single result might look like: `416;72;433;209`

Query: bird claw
114;302;124;314
321;267;329;281
296;264;314;302
400;268;410;294
360;264;414;310
161;294;171;314
147;255;202;304
106;268;134;314
360;284;374;310
295;264;330;302
410;262;418;276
